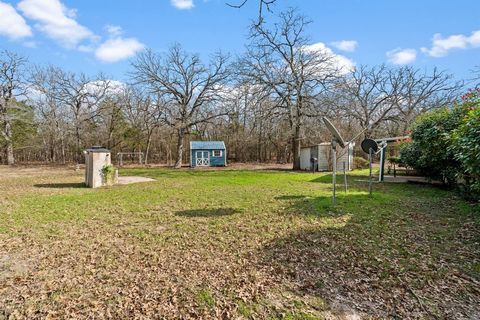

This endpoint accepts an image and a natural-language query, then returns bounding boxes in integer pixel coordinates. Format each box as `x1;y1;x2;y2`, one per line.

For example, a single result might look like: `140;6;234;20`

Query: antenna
322;117;348;206
323;117;346;148
361;138;378;154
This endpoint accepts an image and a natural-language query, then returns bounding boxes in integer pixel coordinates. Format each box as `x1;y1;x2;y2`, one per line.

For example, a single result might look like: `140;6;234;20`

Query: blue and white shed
190;141;227;167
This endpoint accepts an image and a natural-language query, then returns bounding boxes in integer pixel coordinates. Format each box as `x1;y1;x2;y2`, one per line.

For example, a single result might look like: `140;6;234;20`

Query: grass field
0;166;479;319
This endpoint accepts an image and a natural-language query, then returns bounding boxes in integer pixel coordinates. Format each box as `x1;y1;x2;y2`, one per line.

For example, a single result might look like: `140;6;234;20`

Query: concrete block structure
84;147;111;188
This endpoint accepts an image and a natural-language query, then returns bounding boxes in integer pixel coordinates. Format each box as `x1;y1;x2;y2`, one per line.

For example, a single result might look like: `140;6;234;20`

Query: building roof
190;141;226;150
85;146;110;153
301;141;355;149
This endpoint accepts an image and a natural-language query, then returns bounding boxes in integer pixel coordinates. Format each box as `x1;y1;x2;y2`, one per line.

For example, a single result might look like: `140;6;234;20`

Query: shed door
196;151;210;166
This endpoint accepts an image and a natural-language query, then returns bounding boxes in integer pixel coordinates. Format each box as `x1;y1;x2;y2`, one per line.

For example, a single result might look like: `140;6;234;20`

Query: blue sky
0;0;479;82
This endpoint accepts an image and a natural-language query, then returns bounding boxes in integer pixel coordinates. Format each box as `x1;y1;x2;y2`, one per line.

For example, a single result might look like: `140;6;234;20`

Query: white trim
195;150;210;166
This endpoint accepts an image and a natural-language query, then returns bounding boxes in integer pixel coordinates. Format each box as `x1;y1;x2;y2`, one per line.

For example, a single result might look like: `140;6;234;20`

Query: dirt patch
0;165;78;178
117;176;156;185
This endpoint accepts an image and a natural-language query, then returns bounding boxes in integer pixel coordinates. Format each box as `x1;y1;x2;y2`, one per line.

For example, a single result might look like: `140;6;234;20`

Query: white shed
300;142;355;171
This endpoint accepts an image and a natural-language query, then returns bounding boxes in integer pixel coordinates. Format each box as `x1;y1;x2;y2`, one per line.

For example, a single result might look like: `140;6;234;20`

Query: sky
0;0;479;83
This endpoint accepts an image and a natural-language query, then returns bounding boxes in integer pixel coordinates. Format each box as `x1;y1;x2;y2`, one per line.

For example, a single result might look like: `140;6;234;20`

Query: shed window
212;150;222;157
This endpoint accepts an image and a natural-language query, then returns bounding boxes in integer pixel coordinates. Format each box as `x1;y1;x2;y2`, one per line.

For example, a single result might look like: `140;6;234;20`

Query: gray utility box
84;147;111;188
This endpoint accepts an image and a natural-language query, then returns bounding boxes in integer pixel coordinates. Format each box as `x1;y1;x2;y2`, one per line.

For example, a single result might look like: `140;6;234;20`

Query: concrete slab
117;176;155;185
383;175;437;184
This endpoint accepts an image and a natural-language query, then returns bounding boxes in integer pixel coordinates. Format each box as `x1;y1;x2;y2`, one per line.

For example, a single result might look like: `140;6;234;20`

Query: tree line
0;8;466;169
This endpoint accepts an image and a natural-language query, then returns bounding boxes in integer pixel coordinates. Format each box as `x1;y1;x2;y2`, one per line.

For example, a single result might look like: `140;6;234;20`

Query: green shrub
387;156;401;165
353;156;369;169
101;164;116;186
450;97;480;194
400;105;468;185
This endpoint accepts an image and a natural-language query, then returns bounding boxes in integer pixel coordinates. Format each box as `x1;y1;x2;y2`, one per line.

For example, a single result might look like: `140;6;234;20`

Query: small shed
300;142;355;172
190;141;227;167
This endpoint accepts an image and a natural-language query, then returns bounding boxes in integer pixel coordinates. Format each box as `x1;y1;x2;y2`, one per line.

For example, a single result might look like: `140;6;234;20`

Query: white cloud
95;37;145;63
303;42;355;74
105;25;122;37
421;30;480;57
16;0;145;62
0;1;32;40
171;0;194;10
386;48;416;65
331;40;358;52
17;0;96;48
84;80;126;95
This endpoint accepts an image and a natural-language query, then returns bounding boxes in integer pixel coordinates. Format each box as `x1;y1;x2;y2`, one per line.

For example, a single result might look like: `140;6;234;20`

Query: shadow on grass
175;207;241;218
34;182;86;189
275;195;307;200
259;193;480;318
310;174;334;184
278;193;365;217
310;172;374;184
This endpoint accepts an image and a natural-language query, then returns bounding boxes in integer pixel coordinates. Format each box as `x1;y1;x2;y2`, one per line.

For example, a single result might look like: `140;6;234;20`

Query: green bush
400;105;468;185
387;156;401;165
450;96;480;194
399;88;479;198
353;156;369;169
101;164;116;186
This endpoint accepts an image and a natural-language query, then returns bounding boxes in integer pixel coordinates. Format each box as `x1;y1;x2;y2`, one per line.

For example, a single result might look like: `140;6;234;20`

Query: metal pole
332;140;337;206
379;145;385;182
368;148;373;196
343;161;347;193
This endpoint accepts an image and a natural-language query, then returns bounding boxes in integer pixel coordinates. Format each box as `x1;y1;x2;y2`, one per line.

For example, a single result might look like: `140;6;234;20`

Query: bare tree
119;87;164;164
240;8;340;169
54;71;111;162
131;44;231;168
30;65;69;163
470;66;480;89
331;65;400;138
0;51;29;165
227;0;277;25
394;66;461;133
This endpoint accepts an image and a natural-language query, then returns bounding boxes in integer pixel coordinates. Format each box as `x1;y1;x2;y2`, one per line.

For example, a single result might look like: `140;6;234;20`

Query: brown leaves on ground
0;167;478;319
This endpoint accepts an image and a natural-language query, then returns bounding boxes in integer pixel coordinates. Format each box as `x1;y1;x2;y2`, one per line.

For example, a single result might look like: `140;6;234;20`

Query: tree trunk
75;125;82;164
6;142;14;165
61;136;66;165
174;128;185;169
292;125;301;170
4;120;14;165
145;130;153;165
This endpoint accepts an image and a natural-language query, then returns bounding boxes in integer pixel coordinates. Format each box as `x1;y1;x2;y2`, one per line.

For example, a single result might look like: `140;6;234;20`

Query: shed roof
190;141;226;150
85;146;110;153
301;141;355;149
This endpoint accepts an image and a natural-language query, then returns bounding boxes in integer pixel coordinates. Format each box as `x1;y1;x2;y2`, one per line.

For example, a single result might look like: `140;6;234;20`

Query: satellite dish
323;117;346;148
361;138;378;153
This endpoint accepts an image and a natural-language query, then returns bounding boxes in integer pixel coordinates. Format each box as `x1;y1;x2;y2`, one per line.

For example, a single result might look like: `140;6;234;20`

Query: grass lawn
0;166;479;319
